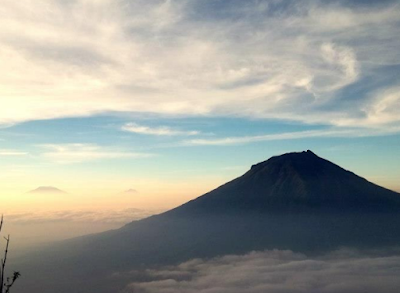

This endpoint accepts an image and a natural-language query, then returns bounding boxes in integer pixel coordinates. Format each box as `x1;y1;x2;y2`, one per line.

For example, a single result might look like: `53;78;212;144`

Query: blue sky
1;0;400;212
1;115;400;192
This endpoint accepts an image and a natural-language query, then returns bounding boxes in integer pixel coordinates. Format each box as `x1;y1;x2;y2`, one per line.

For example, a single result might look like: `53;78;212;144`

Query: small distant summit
28;186;67;194
121;189;138;195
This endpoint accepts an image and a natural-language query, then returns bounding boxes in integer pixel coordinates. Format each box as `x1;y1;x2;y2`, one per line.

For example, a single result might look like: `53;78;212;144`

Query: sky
1;0;400;248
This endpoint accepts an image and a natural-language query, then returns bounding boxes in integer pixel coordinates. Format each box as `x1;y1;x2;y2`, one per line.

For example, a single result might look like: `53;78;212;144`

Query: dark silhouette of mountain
14;151;400;293
27;186;67;194
167;150;400;215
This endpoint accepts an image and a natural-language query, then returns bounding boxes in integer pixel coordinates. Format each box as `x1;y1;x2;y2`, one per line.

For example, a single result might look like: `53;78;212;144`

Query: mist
2;208;159;254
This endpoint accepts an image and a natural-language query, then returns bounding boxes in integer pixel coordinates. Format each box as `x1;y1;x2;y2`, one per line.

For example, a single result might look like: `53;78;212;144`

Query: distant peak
120;189;139;195
28;186;67;194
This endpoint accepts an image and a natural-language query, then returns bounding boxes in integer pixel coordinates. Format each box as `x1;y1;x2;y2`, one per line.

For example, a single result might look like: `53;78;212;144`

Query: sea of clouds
124;249;400;293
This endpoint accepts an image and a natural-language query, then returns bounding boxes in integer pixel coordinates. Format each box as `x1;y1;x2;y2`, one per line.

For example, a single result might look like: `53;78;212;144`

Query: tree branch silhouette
0;215;20;293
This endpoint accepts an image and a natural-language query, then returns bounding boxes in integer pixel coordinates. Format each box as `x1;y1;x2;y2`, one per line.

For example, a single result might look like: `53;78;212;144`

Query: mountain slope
167;150;400;216
14;151;400;293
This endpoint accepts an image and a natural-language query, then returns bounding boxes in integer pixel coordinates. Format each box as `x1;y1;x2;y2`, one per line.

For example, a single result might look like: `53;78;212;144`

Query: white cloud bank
0;0;400;130
125;249;400;293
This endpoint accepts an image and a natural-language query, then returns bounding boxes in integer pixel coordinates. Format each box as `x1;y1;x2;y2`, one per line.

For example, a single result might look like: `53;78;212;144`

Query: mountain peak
250;150;319;170
28;186;67;194
171;151;400;215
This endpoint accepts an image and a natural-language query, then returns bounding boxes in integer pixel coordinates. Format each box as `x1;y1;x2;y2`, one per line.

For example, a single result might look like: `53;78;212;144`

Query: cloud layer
6;208;158;224
1;0;400;130
125;249;400;293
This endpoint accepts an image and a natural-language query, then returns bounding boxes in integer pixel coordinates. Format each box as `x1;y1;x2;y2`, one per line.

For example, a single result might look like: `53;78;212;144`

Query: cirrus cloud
122;123;199;136
0;149;28;156
0;0;399;131
39;143;153;164
184;126;400;146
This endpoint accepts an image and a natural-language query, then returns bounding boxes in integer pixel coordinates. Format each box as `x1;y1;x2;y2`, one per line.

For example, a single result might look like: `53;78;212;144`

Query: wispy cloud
0;1;399;130
122;123;199;136
39;143;153;164
0;149;28;156
364;86;400;126
184;127;400;146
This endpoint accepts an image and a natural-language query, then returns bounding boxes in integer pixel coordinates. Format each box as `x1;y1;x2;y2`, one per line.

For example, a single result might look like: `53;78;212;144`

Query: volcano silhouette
168;150;400;215
16;151;400;293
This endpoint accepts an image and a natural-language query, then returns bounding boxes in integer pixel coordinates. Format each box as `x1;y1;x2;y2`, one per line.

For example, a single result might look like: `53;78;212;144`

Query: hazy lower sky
1;0;400;238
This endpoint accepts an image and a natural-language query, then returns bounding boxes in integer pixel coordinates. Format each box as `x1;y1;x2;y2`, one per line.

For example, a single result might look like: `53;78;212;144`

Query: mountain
14;151;400;293
27;186;67;194
168;150;400;215
120;188;138;195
